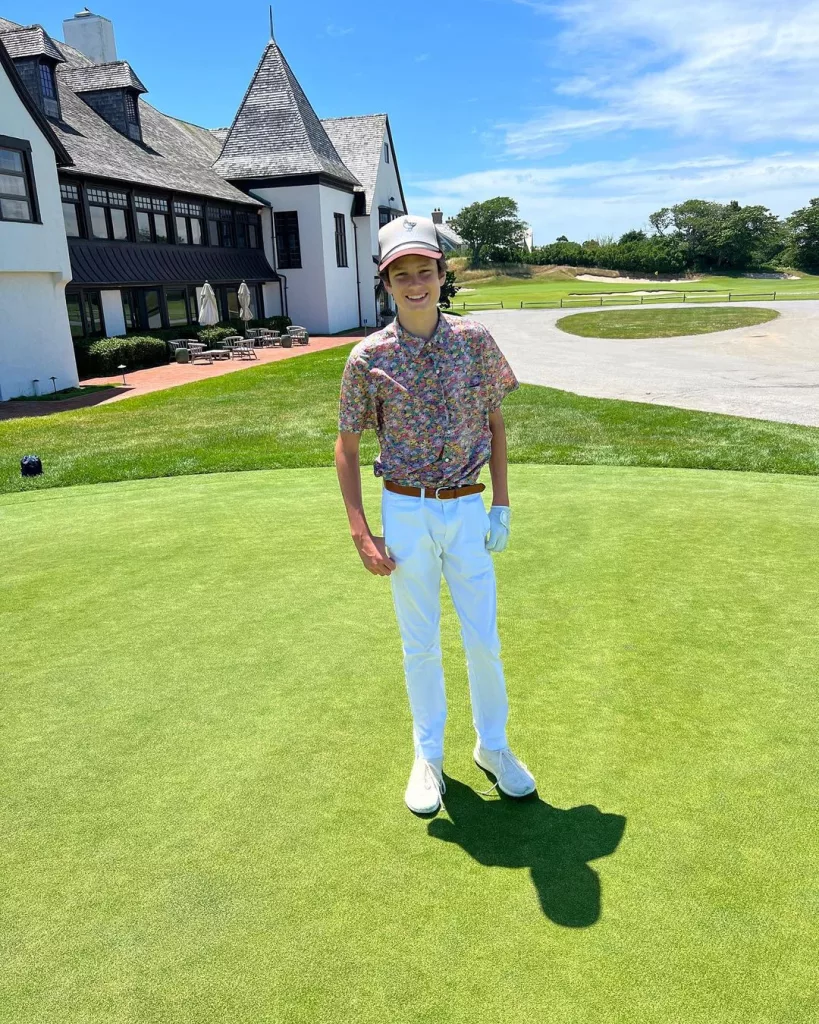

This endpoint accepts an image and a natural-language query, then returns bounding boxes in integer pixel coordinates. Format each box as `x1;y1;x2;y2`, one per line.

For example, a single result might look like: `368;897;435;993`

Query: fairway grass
448;270;819;308
2;465;817;1023
556;306;779;339
2;343;818;494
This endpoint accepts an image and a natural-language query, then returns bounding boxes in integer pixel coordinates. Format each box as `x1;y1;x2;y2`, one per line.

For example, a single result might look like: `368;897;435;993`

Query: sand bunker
576;274;693;284
573;289;678;297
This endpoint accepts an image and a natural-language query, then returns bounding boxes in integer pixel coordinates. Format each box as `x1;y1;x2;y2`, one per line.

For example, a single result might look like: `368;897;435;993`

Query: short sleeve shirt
338;312;519;487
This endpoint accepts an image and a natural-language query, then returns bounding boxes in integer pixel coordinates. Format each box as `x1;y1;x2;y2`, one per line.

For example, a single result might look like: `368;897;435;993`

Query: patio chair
287;326;309;346
166;339;190;360
188;342;213;364
230;337;258;360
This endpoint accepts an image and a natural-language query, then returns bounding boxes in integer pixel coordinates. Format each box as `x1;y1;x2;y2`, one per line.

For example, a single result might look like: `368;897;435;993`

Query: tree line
448;196;819;275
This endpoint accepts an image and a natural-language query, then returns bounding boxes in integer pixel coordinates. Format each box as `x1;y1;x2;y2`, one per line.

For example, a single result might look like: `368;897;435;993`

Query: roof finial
268;5;275;41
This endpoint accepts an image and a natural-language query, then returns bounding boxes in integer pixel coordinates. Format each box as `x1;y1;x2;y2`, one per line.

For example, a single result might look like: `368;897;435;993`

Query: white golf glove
486;505;511;553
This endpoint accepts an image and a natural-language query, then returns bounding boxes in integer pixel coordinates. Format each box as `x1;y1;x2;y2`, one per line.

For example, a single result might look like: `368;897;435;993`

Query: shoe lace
478;748;529;796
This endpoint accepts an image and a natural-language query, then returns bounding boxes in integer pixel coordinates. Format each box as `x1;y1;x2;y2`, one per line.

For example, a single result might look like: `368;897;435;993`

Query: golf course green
556;306;779;338
2;463;817;1023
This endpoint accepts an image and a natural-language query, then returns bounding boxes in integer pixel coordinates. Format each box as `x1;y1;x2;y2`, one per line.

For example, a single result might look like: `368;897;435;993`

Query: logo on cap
402;219;417;231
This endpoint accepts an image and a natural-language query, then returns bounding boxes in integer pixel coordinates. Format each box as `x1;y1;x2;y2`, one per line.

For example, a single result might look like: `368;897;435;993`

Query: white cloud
325;24;353;37
407;151;819;241
498;0;819;154
415;53;431;62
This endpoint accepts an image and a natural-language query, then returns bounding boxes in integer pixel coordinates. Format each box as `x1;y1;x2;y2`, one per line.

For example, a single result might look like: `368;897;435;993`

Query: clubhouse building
0;8;408;398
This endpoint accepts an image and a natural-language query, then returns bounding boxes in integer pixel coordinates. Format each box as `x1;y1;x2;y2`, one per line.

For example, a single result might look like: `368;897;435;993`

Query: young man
334;215;536;815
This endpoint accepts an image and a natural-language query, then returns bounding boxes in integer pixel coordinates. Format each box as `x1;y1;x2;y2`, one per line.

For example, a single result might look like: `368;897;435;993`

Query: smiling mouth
406;293;428;303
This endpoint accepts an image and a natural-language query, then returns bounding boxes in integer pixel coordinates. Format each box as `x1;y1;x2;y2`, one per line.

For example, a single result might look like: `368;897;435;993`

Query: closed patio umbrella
238;281;253;334
198;281;220;327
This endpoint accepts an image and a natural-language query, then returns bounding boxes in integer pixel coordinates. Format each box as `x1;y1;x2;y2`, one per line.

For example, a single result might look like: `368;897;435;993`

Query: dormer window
123;91;141;141
59;62;147;144
38;62;58;117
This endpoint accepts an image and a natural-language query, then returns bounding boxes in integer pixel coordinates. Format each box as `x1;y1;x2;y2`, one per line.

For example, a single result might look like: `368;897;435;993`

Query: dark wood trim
236;173;356;194
0;135;43;224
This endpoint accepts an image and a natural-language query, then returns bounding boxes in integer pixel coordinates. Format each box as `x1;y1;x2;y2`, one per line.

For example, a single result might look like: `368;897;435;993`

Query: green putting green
2;464;817;1023
556;306;779;338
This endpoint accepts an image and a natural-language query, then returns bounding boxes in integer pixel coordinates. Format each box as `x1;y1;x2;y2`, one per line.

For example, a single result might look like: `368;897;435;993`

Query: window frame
86;186;131;241
65;288;106;339
0;136;40;224
384;142;389;163
60;181;83;237
134;194;170;244
274;210;302;269
334;212;348;268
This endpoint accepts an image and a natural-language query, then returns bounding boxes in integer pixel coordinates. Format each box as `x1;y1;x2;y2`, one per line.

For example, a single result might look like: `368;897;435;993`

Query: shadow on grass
429;776;626;927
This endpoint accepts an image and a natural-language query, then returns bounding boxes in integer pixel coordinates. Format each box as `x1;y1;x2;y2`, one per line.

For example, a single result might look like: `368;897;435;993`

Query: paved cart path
470;301;819;427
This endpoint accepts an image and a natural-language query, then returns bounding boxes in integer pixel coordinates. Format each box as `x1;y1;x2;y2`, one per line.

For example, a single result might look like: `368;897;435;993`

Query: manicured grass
1;464;817;1023
556;306;779;339
1;343;817;495
450;271;819;308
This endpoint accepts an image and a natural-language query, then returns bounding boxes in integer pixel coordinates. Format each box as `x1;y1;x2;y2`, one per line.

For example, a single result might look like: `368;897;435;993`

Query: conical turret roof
214;40;360;186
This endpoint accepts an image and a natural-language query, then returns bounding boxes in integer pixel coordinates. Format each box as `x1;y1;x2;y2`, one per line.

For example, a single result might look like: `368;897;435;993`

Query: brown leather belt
384;480;485;500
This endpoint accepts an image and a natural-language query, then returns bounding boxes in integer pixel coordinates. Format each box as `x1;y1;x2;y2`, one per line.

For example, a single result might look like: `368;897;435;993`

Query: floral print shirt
338;312;519;487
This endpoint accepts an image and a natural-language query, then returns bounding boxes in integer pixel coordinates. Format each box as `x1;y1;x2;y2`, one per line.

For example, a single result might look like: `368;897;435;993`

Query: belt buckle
434;485;448;499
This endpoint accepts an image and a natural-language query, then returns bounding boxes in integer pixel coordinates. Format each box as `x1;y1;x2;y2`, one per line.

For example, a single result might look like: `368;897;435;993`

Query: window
165;288;189;326
134;195;169;243
39;63;56;99
334;212;348;267
224;287;240;321
236;210;261;249
0;143;36;223
38;62;60;119
274;211;301;269
60;182;82;237
121;290;138;330
123;92;141;140
378;206;392;229
206;205;234;248
384;142;389;163
65;290;105;338
173;199;204;246
145;289;162;329
87;186;130;241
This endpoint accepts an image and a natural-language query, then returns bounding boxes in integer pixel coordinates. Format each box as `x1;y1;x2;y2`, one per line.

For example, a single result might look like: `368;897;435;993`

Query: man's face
384;254;446;315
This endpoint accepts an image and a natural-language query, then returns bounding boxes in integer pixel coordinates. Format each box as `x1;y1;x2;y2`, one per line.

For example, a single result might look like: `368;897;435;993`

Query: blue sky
10;0;819;242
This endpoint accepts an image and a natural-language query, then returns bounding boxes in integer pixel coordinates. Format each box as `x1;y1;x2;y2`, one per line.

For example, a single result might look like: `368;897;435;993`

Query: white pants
381;487;510;760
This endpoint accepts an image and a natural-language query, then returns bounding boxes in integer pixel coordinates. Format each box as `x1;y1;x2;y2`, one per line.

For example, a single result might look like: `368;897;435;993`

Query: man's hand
486;506;511;553
353;532;396;576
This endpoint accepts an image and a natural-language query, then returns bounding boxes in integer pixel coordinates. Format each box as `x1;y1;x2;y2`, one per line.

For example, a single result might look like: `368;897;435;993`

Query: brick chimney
431;208;443;225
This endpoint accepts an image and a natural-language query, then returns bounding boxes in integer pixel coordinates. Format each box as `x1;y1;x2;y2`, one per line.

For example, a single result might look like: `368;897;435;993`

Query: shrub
197;326;236;346
438;270;460;309
79;335;168;376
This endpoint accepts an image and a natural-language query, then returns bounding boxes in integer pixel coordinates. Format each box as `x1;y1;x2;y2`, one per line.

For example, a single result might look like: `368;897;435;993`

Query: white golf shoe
474;744;537;797
404;756;445;814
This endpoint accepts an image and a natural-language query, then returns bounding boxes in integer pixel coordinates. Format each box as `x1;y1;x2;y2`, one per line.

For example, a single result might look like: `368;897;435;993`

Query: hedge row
75;315;294;376
75;336;168;377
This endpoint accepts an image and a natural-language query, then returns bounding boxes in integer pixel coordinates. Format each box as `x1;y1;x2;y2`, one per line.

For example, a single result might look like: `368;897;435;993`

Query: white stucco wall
353;215;377;329
248;183;327;334
0;274;79;398
248;182;361;335
0;63;77;399
100;289;126;338
318;184;358;335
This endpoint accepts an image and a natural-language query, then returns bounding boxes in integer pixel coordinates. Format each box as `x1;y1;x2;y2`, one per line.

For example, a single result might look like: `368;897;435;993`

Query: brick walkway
0;335;360;421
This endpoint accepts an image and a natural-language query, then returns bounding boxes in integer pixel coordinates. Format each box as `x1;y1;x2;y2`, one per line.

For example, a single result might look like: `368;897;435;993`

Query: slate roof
60;61;147;94
208;128;229;145
321;114;387;215
214;41;360;186
69;239;276;287
0;24;63;61
0;16;258;206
